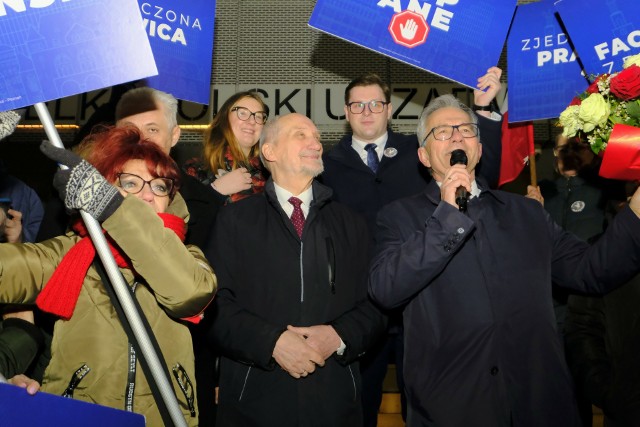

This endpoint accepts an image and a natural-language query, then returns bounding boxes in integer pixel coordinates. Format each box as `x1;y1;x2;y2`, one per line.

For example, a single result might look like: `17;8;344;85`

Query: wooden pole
529;146;537;186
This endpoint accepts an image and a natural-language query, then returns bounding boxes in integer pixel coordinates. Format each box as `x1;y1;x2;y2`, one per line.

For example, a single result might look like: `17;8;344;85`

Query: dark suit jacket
369;178;640;427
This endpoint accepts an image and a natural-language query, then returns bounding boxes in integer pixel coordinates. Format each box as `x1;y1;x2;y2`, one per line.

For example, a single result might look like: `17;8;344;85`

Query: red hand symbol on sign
388;10;429;48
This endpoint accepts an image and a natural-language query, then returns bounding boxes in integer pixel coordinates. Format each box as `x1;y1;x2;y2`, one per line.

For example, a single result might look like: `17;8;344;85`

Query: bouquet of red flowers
558;53;640;155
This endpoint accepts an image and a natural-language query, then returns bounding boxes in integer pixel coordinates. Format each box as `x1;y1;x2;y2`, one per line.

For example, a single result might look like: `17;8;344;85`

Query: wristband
473;104;492;112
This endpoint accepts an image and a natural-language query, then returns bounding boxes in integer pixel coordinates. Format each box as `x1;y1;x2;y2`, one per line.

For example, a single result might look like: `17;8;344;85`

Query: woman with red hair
0;126;216;426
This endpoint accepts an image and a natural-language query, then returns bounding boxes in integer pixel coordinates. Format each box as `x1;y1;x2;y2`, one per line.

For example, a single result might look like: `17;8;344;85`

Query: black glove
40;141;124;222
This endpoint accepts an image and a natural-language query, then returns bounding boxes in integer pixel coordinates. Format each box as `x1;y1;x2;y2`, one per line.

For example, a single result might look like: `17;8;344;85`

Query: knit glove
40;141;124;222
0;110;21;140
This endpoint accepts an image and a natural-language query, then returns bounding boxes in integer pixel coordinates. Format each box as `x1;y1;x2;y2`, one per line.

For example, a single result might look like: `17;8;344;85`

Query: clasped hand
272;324;341;379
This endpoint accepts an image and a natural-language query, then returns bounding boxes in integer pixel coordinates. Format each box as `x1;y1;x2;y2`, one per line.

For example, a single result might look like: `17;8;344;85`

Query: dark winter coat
179;169;222;249
565;274;640;427
540;175;608;242
0;161;43;243
369;178;640;427
206;178;386;427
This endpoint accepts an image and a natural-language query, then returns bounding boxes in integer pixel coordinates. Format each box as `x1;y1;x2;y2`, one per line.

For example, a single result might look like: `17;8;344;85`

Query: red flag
498;105;535;187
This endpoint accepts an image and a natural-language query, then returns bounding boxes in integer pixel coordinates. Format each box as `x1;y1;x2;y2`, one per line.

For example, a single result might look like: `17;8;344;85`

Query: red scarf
36;213;186;320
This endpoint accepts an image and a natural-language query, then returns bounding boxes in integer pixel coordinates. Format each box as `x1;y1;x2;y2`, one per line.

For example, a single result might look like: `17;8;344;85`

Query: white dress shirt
274;182;313;217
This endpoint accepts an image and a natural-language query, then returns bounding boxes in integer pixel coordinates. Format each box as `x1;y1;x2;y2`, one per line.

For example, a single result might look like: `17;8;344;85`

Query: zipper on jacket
62;364;91;398
299;242;304;302
239;366;252;401
326;236;336;294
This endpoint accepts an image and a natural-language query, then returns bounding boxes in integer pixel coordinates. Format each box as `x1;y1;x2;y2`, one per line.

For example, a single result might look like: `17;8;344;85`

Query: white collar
274;182;313;217
351;133;388;162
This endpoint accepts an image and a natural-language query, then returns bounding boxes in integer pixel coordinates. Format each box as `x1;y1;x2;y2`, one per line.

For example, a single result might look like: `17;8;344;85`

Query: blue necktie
364;143;379;174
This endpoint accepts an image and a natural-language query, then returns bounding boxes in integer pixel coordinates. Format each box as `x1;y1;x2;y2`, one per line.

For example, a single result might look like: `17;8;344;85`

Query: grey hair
115;87;179;130
259;116;282;172
417;94;479;147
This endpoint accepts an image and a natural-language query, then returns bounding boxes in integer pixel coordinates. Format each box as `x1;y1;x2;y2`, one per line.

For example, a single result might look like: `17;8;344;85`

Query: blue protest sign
555;0;640;75
138;0;216;105
0;383;145;426
507;1;588;122
0;0;157;112
309;0;517;89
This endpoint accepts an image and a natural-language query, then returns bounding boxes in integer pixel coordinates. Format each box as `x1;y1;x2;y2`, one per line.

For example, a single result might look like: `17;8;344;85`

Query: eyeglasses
424;123;479;143
346;100;389;114
116;173;174;197
231;106;268;125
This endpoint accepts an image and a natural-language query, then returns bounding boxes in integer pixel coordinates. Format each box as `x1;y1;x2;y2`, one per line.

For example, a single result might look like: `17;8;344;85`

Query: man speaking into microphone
414;95;482;214
449;148;469;212
369;94;640;427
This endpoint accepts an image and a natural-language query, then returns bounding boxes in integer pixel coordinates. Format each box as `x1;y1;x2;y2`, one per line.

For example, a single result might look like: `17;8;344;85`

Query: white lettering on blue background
140;2;203;46
0;0;70;17
594;29;640;61
376;0;459;32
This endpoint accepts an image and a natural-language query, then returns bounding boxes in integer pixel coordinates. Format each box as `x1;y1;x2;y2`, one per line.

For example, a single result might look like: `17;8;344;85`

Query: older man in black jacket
369;94;640;427
206;113;385;427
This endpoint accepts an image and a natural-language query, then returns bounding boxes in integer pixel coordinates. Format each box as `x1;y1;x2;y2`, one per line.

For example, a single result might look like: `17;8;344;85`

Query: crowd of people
1;66;640;427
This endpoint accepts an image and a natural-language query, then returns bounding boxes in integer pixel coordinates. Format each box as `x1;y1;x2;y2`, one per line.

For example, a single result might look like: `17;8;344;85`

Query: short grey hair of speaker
417;94;479;147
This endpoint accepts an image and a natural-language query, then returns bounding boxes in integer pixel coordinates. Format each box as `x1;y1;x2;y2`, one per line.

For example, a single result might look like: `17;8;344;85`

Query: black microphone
449;149;468;212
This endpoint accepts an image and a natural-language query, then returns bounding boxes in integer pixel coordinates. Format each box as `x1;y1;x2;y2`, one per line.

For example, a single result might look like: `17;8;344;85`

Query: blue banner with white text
555;0;640;76
0;0;157;112
309;0;516;89
138;0;216;105
507;1;588;122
